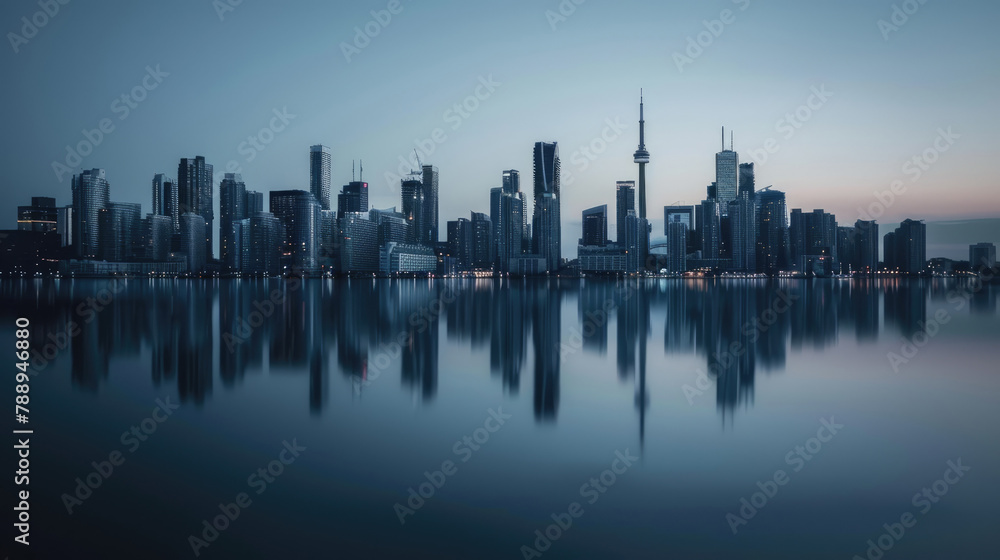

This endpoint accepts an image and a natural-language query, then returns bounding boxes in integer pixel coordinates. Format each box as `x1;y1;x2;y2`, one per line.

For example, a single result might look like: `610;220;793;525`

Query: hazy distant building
716;128;739;210
180;212;207;273
338;180;369;219
729;193;757;273
582;205;608;247
854;219;879;274
616;181;635;244
756;189;788;274
152;174;179;231
420;165;439;245
97;202;141;262
400;173;424;245
71;168;110;259
245;190;264;216
738;162;755;196
470;212;493;269
219;173;247;270
270;190;321;271
665;221;688;273
177;156;214;258
338;212;378;274
248;212;283;275
790;209;838;274
310;145;332;210
970;242;997;270
532;142;561;272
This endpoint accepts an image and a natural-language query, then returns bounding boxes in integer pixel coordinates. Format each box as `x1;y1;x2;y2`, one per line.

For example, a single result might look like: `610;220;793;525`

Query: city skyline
4;0;999;260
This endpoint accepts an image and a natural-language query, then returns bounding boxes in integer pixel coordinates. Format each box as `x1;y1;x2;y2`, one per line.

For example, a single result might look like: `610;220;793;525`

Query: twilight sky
3;0;998;258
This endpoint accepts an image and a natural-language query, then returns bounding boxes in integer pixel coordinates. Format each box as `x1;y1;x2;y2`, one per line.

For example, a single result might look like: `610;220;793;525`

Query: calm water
3;278;998;559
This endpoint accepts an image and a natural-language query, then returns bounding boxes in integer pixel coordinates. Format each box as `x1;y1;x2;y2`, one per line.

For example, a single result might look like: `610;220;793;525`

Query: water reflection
2;277;994;424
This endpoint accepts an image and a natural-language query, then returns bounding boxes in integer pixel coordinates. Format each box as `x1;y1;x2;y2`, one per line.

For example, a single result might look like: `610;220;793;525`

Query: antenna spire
352;160;355;182
731;130;734;151
360;160;363;182
721;126;725;151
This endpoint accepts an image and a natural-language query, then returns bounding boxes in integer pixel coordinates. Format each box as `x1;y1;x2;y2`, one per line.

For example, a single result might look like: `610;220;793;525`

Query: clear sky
3;0;998;258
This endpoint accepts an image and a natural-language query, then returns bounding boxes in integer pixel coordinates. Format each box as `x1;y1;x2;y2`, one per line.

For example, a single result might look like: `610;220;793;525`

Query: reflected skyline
5;277;993;426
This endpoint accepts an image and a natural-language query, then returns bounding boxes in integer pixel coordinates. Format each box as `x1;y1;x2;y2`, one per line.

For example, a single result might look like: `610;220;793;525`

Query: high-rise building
98;202;141;262
152;174;179;231
57;206;73;248
790;209;838;274
853;219;879;274
420;165;439;245
180;212;208;273
447;217;472;270
532;142;561;272
624;210;643;273
582;205;608;247
502;169;520;194
338;212;378;274
18;197;58;232
492;186;524;273
616;181;635;244
401;173;424;245
716;127;739;210
143;214;173;262
470;212;492;269
370;207;411;247
757;188;788;274
270;190;321;271
177;156;214;259
837;226;855;274
699;198;721;259
738;162;755;196
338;181;369;218
71;169;110;259
219;173;247;270
248;212;283;276
310;145;332;210
380;243;437;275
970;242;997;270
729;193;757;273
318;210;338;269
664;206;694;233
883;231;898;271
665;221;688;273
245;191;264;216
894;219;926;274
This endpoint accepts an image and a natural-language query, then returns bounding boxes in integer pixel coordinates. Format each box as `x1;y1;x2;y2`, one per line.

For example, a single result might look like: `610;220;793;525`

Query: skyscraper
248;212;283;276
98;202;141;262
700;195;721;260
310;145;332;210
420;165;439;245
177;156;214;259
447;217;472;270
616;181;636;244
401;173;424;245
338;212;378;274
245;191;264;216
970;242;997;270
895;219;926;274
730;194;757;273
665;221;688;273
220;173;247;270
71;168;110;259
582;205;608;247
532;141;561;272
738;162;755;196
152;174;179;232
180;212;207;273
716;128;739;210
492;186;524;273
757;188;788;274
270;190;321;272
470;212;493;269
854;219;879;274
338;180;369;218
789;208;838;274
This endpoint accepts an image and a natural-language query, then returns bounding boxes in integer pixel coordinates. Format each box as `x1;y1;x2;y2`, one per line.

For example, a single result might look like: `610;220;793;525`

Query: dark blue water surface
2;278;998;559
